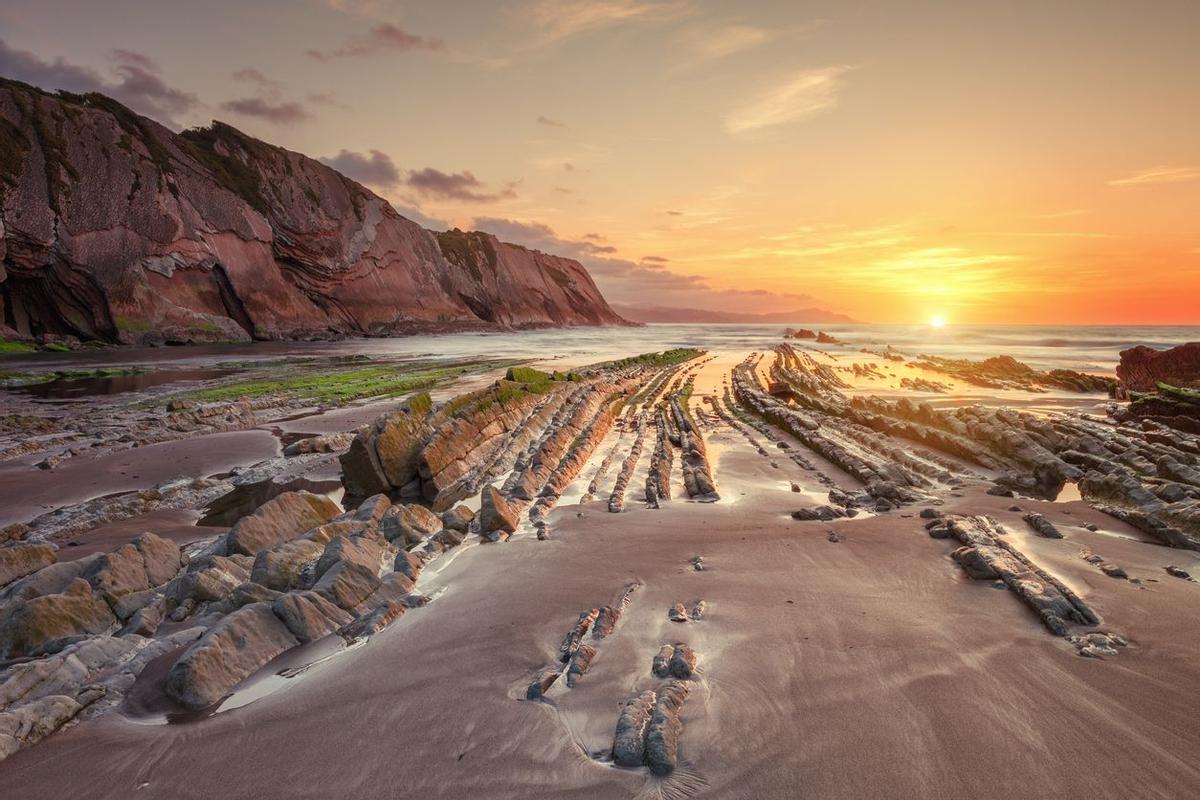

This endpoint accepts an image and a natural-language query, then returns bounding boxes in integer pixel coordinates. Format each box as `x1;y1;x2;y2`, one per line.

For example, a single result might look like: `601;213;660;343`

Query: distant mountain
612;304;860;325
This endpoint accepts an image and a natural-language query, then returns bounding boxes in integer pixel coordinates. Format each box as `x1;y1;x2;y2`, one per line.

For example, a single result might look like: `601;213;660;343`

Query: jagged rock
613;689;657;767
920;508;942;519
525;670;559;700
480;485;519;536
1116;343;1200;394
165;602;299;709
440;505;475;533
312;561;381;611
164;555;249;606
559;609;598;663
0;543;57;589
952;547;1001;580
652;645;675;678
81;533;181;618
393;551;424;582
645;680;690;776
360;572;416;609
827;530;844;543
565;643;596;687
119;599;165;637
314;534;386;582
1;555;98;603
0;635;135;711
199;476;341;528
206;582;284;616
1100;563;1128;579
0;579;117;659
224;491;342;557
339;599;407;639
669;603;688;622
1023;513;1064;539
282;432;355;457
380;503;442;545
273;591;352;642
350;494;392;524
791;505;845;521
689;600;706;620
1165;565;1192;579
250;539;326;591
0;690;102;762
668;643;697;678
593;607;621;639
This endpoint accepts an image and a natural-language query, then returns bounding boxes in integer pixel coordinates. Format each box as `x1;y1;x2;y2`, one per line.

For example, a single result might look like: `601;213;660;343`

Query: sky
1;0;1198;324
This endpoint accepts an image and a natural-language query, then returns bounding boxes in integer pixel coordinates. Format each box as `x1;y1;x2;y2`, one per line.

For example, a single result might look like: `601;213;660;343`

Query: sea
2;324;1198;385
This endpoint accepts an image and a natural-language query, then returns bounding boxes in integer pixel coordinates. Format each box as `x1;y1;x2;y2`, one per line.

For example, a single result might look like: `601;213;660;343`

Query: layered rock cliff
0;78;627;345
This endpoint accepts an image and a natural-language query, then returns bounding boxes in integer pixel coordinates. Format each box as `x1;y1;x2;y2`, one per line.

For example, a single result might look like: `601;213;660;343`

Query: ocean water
2;324;1197;379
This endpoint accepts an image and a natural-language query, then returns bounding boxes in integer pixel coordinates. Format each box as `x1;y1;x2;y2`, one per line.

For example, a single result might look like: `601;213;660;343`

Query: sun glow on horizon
929;315;947;328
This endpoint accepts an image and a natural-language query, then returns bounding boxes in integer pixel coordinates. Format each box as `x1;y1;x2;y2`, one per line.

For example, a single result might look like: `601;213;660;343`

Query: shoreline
1;337;1199;797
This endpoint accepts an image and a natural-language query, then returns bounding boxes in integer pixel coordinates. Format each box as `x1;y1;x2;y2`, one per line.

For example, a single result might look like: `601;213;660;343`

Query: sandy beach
2;342;1199;799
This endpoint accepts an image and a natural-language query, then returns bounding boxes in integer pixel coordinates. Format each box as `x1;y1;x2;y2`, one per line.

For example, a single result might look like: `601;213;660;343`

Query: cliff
0;78;627;345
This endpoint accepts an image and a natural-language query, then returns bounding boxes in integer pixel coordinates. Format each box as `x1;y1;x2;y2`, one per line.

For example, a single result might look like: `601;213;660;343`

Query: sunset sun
930;314;947;328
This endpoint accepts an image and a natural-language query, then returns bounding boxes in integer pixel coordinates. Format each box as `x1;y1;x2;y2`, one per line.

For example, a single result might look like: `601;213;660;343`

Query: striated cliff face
0;78;627;345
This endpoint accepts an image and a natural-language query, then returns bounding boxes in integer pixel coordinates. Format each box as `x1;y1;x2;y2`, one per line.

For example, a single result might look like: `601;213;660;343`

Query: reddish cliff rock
0;78;626;344
1117;343;1200;394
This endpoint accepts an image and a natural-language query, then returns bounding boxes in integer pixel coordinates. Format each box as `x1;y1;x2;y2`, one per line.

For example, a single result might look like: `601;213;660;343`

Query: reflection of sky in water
4;324;1196;382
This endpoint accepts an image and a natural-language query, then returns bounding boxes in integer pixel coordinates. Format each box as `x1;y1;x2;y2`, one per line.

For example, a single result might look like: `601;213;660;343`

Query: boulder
312;561;381;611
1116;343;1200;394
165;555;250;605
645;680;690;776
272;591;352;642
441;505;475;533
479;485;518;535
0;635;137;711
250;539;326;591
0;543;57;589
0;691;102;762
612;689;657;767
224;491;341;557
1022;513;1064;539
1;555;98;603
134;533;183;586
165;602;299;709
338;599;407;639
0;579;117;659
206;582;282;615
668;643;697;678
315;534;387;581
951;546;1001;580
380;503;442;545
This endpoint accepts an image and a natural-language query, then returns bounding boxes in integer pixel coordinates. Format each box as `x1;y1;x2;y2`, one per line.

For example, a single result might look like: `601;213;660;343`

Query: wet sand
0;430;280;527
3;354;1199;799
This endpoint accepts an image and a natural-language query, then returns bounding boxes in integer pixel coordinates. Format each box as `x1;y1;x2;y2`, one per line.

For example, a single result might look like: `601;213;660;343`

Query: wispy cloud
1108;166;1200;187
307;23;444;61
232;67;281;90
676;23;771;63
220;97;311;124
519;0;691;48
407;169;516;203
537;115;566;127
320;149;401;188
725;66;851;134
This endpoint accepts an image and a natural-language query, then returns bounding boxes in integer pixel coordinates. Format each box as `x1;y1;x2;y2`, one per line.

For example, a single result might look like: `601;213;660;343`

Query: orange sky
2;0;1198;323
